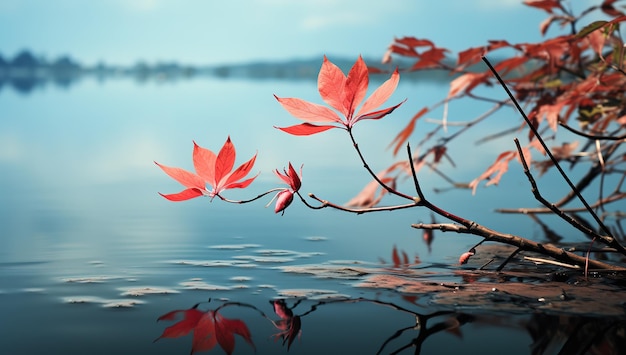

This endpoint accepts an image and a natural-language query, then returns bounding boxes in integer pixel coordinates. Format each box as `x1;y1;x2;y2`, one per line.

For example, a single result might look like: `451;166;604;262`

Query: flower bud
274;190;294;214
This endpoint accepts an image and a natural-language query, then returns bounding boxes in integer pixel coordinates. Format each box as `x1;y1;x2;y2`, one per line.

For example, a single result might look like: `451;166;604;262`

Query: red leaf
537;101;566;131
156;307;255;355
154;162;204;190
192;141;216;185
345;164;400;208
344;55;369;116
214;136;236;187
388;44;418;57
275;123;337;136
493;56;530;76
539;15;557;36
274;95;342;123
318;55;347;115
468;151;517;194
523;0;563;13
392;245;401;267
277;55;402;132
223;176;258;190
357;68;399;117
155;309;204;341
457;46;485;68
157;137;257;199
388;106;429;155
447;72;489;98
215;315;255;354
223;153;258;189
410;47;449;70
395;37;435;48
192;312;217;353
159;188;204;202
353;100;405;124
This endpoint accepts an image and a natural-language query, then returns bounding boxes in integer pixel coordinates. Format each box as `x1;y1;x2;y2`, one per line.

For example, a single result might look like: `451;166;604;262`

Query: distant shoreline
0;50;457;94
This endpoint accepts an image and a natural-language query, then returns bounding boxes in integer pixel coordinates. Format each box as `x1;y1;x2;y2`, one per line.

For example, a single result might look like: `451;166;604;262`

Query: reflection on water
154;296;626;355
1;68;625;354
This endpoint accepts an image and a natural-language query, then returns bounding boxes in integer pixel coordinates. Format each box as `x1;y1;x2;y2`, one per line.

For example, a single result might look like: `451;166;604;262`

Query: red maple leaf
155;307;255;355
274;55;404;135
155;136;258;201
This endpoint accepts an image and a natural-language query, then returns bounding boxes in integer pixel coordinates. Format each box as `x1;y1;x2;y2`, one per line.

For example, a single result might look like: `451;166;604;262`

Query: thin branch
482;56;618;243
558;120;626;141
513;138;626;255
348;128;415;201
495;192;626;214
307;193;419;214
406;143;475;227
410;222;626;270
217;188;285;204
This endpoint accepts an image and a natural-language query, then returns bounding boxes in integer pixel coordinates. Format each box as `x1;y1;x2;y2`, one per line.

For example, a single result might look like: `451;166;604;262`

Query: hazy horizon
0;0;583;67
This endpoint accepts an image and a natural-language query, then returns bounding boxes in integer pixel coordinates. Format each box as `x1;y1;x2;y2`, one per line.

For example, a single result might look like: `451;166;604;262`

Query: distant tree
11;50;40;68
51;56;80;71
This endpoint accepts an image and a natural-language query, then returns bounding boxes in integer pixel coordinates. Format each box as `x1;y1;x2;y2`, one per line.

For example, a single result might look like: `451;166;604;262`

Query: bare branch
411;222;626;270
482;56;618;244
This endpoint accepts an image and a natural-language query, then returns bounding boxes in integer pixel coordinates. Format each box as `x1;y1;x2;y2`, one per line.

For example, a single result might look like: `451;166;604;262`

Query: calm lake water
1;72;624;354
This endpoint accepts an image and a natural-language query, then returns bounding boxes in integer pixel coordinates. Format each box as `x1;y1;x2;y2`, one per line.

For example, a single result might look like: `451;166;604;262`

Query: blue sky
0;0;600;66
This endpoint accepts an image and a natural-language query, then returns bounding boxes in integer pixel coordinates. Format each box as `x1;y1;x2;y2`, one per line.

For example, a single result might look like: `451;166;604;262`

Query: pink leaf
214;136;236;187
274;95;342;123
223;175;258;190
352;100;405;125
154;309;204;341
223;153;257;188
344;55;369;117
274;123;337;136
154;162;204;190
192;141;217;186
159;188;204;201
356;67;400;117
447;72;488;98
317;55;347;115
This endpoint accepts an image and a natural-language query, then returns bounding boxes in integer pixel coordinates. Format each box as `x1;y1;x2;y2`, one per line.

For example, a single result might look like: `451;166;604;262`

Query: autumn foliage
156;0;626;280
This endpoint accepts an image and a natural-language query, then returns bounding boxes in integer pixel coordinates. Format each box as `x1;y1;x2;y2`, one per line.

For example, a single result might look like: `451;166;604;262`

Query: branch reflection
155;296;626;354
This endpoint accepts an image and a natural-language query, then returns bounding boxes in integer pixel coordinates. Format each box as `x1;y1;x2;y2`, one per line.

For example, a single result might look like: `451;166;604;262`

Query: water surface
1;73;623;354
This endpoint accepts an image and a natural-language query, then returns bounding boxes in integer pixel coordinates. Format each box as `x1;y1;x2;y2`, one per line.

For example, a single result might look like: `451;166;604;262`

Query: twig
217;188;285;203
495;192;626;214
410;222;626;270
496;248;521;271
558;121;626;141
348;128;415;201
512;138;626;255
523;256;580;269
482;56;622;251
307;193;419;214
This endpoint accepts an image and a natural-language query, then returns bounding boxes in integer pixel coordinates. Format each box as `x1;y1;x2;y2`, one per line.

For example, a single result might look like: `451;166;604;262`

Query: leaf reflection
154;296;626;354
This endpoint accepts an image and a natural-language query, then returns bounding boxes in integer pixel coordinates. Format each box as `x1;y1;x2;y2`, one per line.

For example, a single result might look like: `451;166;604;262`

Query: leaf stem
217;188;285;204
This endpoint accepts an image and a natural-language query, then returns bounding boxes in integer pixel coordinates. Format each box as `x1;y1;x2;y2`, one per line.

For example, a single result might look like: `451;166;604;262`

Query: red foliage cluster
378;2;626;193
